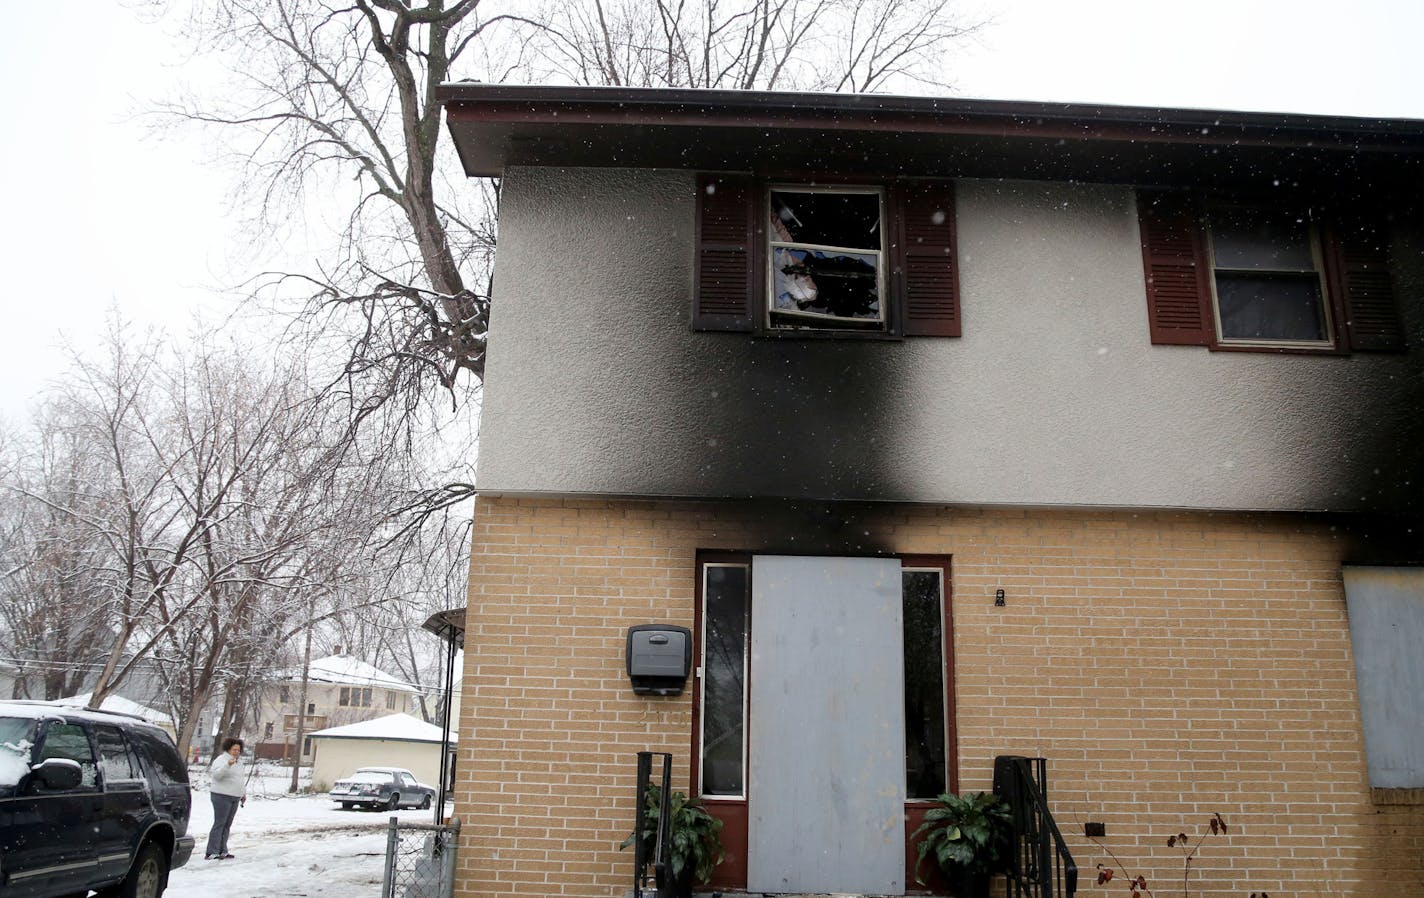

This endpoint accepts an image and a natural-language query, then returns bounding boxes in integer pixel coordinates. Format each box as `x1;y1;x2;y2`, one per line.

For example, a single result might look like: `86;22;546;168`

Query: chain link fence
381;816;461;898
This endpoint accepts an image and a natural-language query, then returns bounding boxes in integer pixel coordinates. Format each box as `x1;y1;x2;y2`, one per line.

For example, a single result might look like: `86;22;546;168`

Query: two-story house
434;84;1424;898
252;653;417;762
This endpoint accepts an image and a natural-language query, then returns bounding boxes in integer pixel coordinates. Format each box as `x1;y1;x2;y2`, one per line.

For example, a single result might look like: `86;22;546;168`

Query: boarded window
1343;566;1424;789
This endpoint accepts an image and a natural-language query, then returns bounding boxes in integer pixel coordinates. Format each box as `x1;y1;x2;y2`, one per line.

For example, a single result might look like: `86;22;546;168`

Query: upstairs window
768;187;885;331
695;175;960;338
1208;206;1331;348
339;686;373;708
1138;190;1404;353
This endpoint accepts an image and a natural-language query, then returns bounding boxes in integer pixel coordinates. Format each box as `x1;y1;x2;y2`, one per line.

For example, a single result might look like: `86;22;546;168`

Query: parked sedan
328;766;435;811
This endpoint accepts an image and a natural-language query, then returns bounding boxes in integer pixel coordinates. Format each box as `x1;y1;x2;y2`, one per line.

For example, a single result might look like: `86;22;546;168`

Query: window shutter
897;182;961;337
1326;218;1405;353
694;174;755;332
1137;191;1212;346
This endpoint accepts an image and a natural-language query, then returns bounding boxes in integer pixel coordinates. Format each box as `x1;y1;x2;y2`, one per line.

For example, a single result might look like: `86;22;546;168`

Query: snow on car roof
307;713;454;743
56;692;174;727
343;771;399;783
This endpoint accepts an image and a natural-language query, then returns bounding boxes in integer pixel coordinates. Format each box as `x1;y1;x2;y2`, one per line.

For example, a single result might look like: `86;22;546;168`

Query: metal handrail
634;751;674;898
993;756;1078;898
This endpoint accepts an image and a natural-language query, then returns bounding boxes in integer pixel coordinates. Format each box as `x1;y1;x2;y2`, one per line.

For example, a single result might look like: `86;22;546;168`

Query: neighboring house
434;84;1424;898
253;653;417;762
307;712;454;793
57;692;178;740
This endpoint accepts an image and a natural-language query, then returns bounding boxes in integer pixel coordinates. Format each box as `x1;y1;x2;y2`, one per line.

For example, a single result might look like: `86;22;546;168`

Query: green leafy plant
1092;813;1265;898
912;791;1012;884
620;783;725;889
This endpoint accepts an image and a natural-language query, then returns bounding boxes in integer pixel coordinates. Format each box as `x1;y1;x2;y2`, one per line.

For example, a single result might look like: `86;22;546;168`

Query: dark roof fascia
435;83;1424;183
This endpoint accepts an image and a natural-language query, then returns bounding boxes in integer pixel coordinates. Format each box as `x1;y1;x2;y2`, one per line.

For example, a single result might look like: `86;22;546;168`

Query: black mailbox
626;625;692;695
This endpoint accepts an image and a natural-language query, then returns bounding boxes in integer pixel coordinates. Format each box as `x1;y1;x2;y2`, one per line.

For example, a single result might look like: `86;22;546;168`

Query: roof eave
435;83;1424;186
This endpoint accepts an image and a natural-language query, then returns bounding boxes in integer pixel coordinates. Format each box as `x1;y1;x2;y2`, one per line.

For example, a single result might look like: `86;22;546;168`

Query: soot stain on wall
684;334;923;503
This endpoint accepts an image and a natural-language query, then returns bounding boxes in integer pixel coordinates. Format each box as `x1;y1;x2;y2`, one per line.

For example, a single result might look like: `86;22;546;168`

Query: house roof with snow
308;713;453;743
58;692;174;728
272;654;417;693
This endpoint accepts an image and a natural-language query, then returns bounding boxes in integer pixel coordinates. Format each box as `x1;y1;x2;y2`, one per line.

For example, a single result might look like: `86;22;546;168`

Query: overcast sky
1;0;1421;418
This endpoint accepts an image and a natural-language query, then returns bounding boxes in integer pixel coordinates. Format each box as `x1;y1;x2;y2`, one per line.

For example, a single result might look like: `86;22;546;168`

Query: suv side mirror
30;758;83;791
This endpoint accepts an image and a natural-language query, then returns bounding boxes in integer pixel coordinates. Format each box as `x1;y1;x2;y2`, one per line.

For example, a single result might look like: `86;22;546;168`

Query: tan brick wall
453;497;1424;898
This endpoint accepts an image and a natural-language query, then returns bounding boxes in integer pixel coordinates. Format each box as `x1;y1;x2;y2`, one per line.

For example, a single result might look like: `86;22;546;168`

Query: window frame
1137;189;1405;354
689;551;957;892
901;562;953;803
1204;204;1336;351
694;173;961;339
764;184;888;333
695;558;752;801
691;553;957;802
338;686;372;708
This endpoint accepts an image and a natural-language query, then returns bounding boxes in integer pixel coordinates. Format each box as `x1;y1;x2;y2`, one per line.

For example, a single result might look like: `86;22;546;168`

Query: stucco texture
478;167;1424;513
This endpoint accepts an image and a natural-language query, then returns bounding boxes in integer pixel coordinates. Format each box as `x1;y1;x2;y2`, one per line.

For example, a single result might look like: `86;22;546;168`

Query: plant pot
948;866;990;898
668;864;694;898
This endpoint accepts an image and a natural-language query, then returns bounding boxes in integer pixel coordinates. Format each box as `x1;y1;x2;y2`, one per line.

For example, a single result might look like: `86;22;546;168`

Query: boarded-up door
747;555;906;894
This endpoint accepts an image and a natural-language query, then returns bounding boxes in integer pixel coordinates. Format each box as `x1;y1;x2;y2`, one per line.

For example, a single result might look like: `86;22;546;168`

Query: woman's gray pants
207;793;241;857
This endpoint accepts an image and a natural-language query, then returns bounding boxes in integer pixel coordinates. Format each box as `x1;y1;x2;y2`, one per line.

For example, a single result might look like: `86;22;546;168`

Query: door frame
690;551;958;893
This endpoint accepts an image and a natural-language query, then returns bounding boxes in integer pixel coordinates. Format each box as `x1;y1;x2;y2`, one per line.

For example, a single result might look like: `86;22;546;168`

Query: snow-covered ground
164;762;446;898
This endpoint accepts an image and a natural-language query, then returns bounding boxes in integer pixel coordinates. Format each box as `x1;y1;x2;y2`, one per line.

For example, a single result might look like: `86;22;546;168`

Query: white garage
307;713;453;793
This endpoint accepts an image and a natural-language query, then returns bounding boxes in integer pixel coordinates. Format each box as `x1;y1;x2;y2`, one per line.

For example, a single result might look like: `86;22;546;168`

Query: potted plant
912;791;1012;898
620;783;725;898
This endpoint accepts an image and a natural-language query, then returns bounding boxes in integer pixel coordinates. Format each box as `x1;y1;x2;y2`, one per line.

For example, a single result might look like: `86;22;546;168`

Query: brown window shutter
1325;218;1405;352
1137;191;1212;346
694;174;755;332
897;182;961;337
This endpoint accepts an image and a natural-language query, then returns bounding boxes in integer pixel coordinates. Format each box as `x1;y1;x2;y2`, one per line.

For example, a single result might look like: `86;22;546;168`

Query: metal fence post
439;817;462;898
382;815;400;898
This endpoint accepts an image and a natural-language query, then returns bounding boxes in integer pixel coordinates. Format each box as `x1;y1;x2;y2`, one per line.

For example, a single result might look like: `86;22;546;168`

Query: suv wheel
106;842;167;898
419;794;432;810
386;792;400;810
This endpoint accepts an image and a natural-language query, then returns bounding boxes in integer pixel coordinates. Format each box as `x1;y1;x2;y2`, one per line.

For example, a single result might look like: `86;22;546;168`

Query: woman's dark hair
221;737;245;753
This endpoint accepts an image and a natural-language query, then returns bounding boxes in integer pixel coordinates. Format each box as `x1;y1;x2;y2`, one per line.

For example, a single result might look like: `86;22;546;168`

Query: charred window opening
768;187;885;331
695;174;960;337
1209;206;1332;347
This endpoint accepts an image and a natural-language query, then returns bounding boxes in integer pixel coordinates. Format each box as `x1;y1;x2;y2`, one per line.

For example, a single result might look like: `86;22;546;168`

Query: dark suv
0;701;195;898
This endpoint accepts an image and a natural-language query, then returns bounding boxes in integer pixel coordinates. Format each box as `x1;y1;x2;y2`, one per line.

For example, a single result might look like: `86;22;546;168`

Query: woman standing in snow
206;737;246;860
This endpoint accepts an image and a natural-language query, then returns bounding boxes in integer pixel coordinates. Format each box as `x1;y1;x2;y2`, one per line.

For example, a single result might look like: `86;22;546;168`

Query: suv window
0;717;39;791
37;723;98;788
126;728;189;785
94;725;141;783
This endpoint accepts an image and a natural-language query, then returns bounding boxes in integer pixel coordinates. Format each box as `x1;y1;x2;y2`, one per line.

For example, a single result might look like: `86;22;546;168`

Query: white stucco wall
476;167;1424;513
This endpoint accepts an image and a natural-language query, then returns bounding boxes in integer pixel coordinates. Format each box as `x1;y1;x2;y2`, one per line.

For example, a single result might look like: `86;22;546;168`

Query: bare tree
534;0;982;92
329;507;471;722
0;414;117;700
163;0;526;388
157;0;983;433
